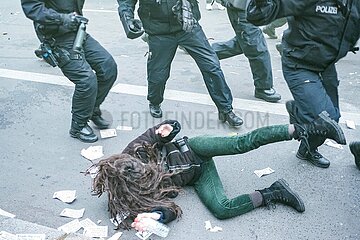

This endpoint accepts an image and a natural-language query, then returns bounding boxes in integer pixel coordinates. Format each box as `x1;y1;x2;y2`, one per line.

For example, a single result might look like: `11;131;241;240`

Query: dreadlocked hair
91;150;182;229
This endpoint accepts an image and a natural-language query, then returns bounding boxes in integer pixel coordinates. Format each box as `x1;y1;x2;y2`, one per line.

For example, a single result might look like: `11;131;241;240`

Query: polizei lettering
315;5;338;14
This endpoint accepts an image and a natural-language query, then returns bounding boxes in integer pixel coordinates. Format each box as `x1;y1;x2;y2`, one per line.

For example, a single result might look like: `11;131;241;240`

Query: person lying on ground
88;113;346;230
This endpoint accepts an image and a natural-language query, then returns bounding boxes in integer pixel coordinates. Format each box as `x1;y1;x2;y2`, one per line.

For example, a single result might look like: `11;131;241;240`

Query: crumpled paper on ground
53;190;76;203
81;146;104;161
254;167;275;178
345;120;356;129
205;220;223;232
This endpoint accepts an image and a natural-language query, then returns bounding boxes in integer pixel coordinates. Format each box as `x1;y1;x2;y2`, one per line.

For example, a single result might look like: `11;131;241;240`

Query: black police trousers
283;63;341;150
211;7;273;90
146;24;233;113
54;32;117;124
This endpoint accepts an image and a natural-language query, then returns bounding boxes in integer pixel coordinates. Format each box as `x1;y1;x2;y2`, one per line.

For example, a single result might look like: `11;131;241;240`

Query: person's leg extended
188;125;291;158
188;121;345;159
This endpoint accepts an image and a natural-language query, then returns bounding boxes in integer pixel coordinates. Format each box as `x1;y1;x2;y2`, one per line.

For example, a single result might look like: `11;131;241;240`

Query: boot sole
70;133;98;143
318;111;346;145
254;92;281;103
277;179;305;212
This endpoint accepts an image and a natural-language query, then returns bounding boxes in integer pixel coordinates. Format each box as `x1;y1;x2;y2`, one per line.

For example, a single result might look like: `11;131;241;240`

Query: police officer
117;0;243;127
21;0;118;143
211;0;281;103
247;0;360;167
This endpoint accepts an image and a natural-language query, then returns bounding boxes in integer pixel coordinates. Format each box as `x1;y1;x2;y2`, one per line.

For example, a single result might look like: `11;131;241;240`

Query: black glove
61;13;81;31
120;12;144;39
126;18;143;33
181;0;196;32
172;0;197;32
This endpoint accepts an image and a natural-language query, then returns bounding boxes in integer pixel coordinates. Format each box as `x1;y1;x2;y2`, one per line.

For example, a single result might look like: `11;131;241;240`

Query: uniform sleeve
122;120;181;154
246;0;317;26
117;0;138;18
21;0;63;25
151;207;177;224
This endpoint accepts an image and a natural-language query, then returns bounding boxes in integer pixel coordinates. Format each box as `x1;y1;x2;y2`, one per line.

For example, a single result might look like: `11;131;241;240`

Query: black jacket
247;0;360;72
21;0;84;38
122;120;203;223
117;0;201;35
122;120;203;187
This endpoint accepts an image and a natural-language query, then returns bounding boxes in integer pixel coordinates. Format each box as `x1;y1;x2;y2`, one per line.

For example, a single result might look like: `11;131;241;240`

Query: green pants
187;125;291;219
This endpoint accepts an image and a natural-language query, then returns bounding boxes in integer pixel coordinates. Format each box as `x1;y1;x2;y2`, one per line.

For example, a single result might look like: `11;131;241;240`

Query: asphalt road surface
0;1;359;239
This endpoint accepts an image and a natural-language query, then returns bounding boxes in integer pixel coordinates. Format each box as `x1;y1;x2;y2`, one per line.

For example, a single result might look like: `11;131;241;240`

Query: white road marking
0;68;359;125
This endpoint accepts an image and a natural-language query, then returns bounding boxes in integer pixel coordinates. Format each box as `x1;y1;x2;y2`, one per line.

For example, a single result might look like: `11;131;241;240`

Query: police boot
218;111;243;127
293;111;346;145
296;144;330;168
254;88;281;103
350;142;360;170
149;103;162;118
91;107;110;129
258;179;305;212
69;121;98;143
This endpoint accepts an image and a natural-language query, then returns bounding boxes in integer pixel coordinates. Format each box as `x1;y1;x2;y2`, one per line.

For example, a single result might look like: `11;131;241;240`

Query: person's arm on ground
122;120;181;154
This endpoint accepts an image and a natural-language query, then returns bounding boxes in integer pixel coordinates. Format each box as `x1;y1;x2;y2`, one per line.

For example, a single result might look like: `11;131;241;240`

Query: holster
52;47;82;68
39;42;58;67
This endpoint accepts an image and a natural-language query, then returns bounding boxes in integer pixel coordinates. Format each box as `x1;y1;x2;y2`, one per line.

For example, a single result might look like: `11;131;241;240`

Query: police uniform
211;0;281;103
117;0;243;127
247;0;360;167
21;0;118;143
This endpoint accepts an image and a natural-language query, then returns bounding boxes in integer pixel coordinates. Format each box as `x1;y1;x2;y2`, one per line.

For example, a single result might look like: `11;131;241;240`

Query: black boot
69;121;98;143
91;107;110;129
293;111;346;145
350;142;360;170
149;103;162;118
254;88;281;103
218;111;243;127
296;145;330;168
258;179;305;212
